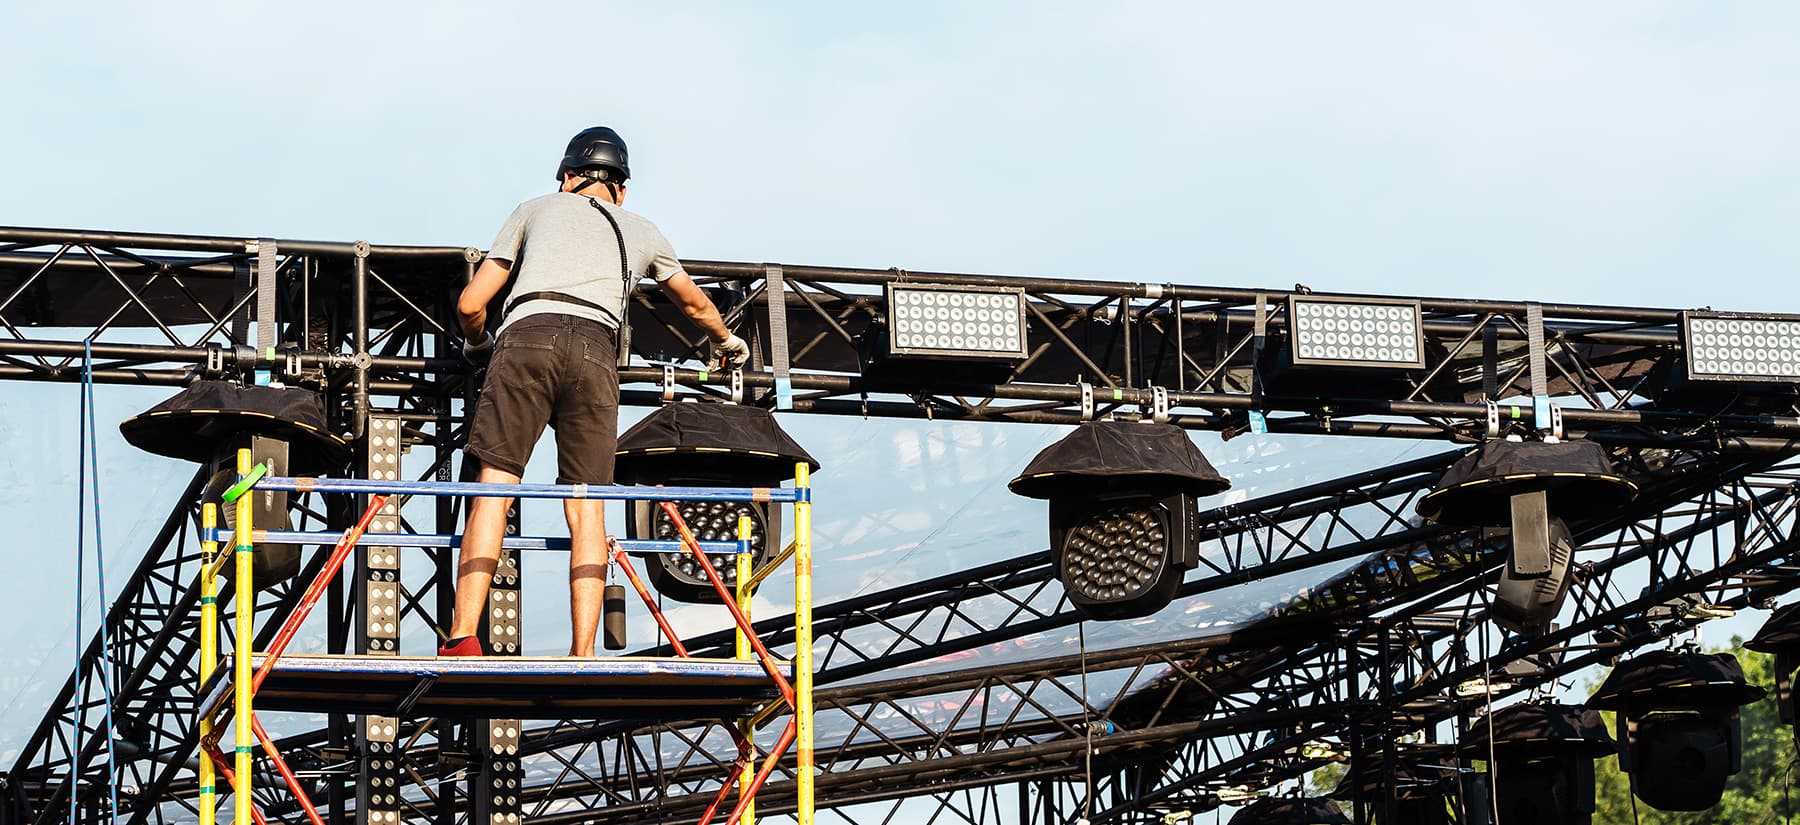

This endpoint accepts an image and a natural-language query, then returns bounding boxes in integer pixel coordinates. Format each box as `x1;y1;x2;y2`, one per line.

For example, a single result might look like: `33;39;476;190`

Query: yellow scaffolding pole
794;463;814;825
233;449;255;825
198;503;219;825
735;515;756;825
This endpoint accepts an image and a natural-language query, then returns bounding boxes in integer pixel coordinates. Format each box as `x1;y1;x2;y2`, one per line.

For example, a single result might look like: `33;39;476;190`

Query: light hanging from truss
1681;310;1800;383
615;402;818;603
1287;295;1425;369
1010;421;1229;620
1416;439;1636;634
884;283;1028;360
1461;703;1614;825
1587;649;1766;812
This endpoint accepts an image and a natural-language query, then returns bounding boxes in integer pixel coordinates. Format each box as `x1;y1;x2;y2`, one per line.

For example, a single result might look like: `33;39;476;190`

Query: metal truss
5;224;1800;825
5;226;1800;448
427;452;1791;825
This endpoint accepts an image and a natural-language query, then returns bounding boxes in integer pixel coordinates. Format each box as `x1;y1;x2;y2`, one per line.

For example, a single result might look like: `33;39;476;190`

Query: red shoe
437;636;485;657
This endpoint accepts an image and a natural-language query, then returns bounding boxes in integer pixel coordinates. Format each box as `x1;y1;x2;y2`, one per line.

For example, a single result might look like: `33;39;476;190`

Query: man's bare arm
659;272;731;343
457;258;513;340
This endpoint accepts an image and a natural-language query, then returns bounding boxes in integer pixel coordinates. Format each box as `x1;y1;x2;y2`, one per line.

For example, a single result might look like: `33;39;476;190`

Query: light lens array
1062;504;1168;602
888;285;1026;357
1290;298;1423;367
1684;313;1800;382
653;500;765;586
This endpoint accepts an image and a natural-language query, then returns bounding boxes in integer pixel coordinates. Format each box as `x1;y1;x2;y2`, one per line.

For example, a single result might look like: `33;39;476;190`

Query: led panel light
1287;296;1425;369
651;499;767;588
885;283;1028;360
1061;503;1171;604
1682;311;1800;383
1048;490;1200;621
629;496;779;604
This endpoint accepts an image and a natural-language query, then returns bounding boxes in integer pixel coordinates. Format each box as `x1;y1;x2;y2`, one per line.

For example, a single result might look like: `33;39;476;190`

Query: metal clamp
284;349;303;380
1145;386;1170;424
729;369;744;404
1544;403;1565;443
204;344;226;377
232;345;257;380
662;365;676;403
1486;401;1501;439
1079;381;1095;421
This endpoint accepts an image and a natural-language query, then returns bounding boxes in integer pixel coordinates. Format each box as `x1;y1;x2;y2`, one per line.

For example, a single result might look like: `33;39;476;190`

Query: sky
4;2;1800;819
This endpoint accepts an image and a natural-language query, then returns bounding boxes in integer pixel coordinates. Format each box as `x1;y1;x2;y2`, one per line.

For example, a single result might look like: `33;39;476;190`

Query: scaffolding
194;449;816;825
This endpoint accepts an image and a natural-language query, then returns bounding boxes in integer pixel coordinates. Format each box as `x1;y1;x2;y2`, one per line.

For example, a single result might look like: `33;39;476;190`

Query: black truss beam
5;224;1800;825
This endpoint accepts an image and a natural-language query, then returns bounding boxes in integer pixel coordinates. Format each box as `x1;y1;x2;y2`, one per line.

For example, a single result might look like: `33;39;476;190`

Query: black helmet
557;126;630;182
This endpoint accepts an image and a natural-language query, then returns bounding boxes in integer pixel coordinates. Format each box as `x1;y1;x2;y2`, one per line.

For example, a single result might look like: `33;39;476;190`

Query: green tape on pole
1112;388;1123;401
235;545;253;553
235;746;255;754
199;786;215;795
201;597;217;605
222;462;268;504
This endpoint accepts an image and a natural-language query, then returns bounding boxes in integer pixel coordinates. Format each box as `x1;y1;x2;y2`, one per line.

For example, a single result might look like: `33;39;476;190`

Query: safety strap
584;195;633;367
1248;293;1269;434
1526;302;1552;437
765;264;793;410
255;239;277;385
504;290;617;322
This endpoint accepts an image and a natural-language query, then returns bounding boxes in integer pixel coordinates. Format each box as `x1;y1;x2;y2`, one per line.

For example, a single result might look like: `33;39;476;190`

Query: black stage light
1745;602;1800;752
1009;421;1229;621
1329;757;1461;825
1415;439;1636;634
1462;703;1614;825
122;380;350;587
615;402;818;604
1586;650;1765;812
120;379;350;474
1226;796;1348;825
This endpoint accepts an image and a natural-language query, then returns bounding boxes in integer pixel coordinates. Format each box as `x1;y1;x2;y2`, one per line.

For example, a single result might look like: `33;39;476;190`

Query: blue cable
70;346;87;825
75;340;119;824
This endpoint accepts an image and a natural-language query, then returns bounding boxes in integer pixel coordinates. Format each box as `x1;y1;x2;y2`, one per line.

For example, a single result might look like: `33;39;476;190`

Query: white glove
463;331;495;365
712;333;750;370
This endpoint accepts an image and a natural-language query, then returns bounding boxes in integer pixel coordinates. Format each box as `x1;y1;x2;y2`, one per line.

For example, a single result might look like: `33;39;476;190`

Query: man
441;126;749;657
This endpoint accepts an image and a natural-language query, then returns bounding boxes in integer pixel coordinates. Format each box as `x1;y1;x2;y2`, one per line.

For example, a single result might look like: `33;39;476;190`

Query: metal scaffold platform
190;454;816;825
203;655;792;720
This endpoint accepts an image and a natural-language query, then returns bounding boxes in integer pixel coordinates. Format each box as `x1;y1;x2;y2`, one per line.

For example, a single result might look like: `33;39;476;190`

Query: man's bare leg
448;465;522;642
565;499;606;656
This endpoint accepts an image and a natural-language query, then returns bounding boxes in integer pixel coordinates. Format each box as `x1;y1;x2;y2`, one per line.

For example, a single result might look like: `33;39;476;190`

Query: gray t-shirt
486;192;686;334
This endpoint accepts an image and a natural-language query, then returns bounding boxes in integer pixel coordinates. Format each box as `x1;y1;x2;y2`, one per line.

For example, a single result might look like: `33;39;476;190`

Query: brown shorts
466;314;620;484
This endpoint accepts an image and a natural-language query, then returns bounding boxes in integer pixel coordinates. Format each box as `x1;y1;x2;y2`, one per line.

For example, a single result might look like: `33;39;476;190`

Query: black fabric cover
1226;797;1348;825
1747;602;1800;653
1330;758;1459;801
614;402;818;484
119;380;348;474
1415;439;1637;526
1587;650;1766;710
1008;421;1230;500
1461;703;1614;756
